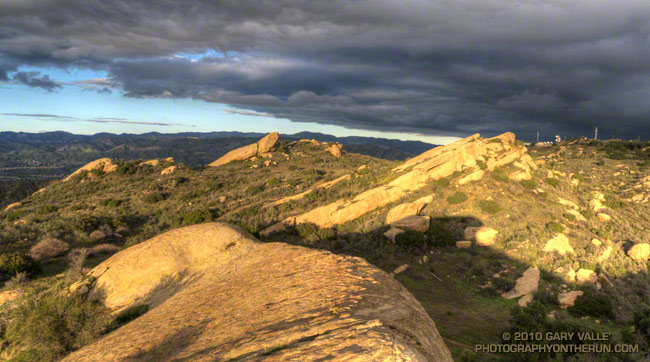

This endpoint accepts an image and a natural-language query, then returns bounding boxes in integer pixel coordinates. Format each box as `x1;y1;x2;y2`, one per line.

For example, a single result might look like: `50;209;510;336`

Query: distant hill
0;131;437;180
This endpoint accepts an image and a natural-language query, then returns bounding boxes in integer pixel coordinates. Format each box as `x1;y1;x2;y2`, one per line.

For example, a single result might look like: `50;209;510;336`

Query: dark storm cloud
12;71;61;91
1;1;650;140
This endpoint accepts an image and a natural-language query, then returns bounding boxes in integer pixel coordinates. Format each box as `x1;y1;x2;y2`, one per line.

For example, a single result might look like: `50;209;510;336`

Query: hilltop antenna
594;127;598;140
536;131;539;144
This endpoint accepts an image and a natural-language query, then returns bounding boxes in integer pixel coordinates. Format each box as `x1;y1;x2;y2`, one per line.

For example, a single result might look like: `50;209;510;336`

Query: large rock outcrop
63;158;118;181
64;223;452;362
263;132;529;233
208;132;279;167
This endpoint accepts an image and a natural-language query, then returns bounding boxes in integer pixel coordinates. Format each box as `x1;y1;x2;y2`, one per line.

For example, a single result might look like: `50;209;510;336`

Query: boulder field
263;132;535;233
64;223;452;361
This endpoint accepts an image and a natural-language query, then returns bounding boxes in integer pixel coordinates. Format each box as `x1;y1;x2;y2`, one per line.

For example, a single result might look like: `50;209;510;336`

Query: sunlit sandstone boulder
65;223;453;362
208;132;279;167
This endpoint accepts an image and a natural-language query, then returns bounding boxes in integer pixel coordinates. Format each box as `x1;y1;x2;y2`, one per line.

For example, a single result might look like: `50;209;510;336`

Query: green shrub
288;165;298;171
563;212;576;222
72;215;105;233
100;198;122;208
181;209;213;225
89;168;104;177
426;221;456;247
0;253;40;280
580;209;594;220
434;177;450;187
519;179;537;189
568;289;614;319
493;276;516;292
74;170;89;181
3;291;109;362
303;190;323;201
237;205;259;218
476;160;487;170
395;229;426;248
478;200;500;214
316;228;336;240
37;205;58;215
603;194;626;209
547;222;565;233
544;177;560;187
7;210;28;222
625;309;650;347
116;161;139;175
267;177;280;186
246;185;263;195
491;170;510;183
143;192;166;204
596;228;613;240
295;223;318;238
446;191;468;205
509;301;548;333
170;176;188;188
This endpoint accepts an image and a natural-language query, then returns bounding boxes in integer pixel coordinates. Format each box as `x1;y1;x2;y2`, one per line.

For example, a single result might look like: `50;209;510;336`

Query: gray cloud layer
2;113;192;127
1;1;650;140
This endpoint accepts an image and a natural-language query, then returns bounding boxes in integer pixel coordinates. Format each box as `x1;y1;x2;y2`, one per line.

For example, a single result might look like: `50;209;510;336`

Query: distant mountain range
0;131;437;180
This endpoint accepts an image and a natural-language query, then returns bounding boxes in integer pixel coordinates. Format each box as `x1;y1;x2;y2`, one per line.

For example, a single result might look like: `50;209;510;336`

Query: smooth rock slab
386;202;427;225
384;227;405;243
391;215;431;233
558;291;584;308
64;223;452;362
502;267;540;299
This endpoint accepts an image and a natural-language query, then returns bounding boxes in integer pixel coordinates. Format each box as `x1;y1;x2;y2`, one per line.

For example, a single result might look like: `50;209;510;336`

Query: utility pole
594;127;598;140
536;131;539;144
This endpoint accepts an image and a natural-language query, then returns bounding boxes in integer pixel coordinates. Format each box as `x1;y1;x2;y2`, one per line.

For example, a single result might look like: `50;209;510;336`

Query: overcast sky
1;0;650;142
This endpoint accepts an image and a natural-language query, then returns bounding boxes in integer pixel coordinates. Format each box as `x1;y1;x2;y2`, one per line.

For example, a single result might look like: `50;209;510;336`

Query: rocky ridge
263;132;535;233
